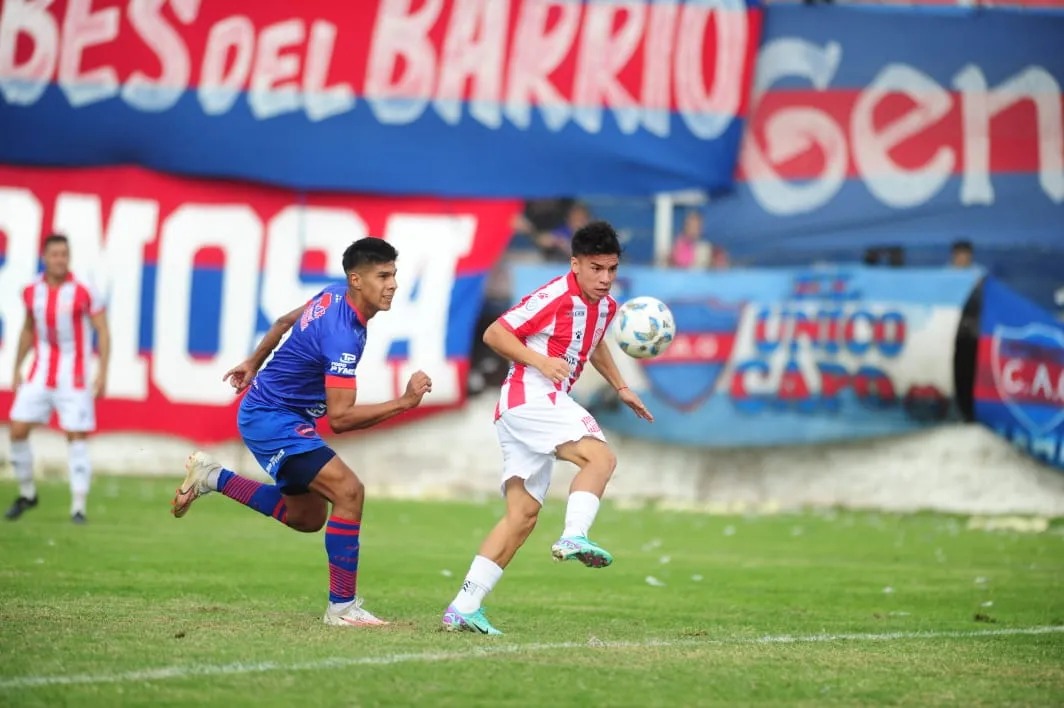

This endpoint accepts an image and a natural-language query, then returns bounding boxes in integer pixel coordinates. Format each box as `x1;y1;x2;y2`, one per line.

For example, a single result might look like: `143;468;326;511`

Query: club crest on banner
641;298;743;410
990;324;1064;436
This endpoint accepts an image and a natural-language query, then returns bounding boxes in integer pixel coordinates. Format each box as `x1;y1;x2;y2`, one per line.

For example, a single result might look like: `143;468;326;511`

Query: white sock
562;491;601;539
206;467;221;491
329;599;355;613
452;555;504;614
10;440;35;500
68;440;92;515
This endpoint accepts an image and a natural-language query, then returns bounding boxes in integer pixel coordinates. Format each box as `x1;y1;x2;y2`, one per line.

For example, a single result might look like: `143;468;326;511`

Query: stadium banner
0;0;763;198
0;164;520;443
512;263;983;447
974;278;1064;471
709;6;1064;255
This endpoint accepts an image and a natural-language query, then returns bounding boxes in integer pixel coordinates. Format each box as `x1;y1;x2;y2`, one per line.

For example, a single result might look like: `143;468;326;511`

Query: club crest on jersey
641;298;743;410
300;293;332;331
524;294;546;311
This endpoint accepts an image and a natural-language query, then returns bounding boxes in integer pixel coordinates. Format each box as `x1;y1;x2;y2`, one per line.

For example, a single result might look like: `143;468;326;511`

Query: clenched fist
400;370;433;409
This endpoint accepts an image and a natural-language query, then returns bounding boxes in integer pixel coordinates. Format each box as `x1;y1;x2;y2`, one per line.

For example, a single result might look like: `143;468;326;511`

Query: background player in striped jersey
7;234;110;525
443;221;653;635
170;237;432;627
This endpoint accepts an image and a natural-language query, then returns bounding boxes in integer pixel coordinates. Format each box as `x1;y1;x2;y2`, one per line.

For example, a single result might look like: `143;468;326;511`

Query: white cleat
170;450;219;519
323;597;390;627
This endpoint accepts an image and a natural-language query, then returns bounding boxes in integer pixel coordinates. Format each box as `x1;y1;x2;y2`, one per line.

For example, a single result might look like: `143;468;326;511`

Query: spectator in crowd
510;199;588;262
512;198;573;239
950;239;975;268
539;202;590;262
671;209;731;270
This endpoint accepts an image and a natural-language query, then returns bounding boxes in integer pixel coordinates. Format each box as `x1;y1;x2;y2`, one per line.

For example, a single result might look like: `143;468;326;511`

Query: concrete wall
4;394;1064;517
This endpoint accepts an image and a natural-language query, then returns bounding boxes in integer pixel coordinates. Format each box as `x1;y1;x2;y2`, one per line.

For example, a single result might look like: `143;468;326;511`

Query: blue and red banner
0;0;763;198
514;263;982;447
974;278;1064;471
0;164;520;442
709;6;1064;255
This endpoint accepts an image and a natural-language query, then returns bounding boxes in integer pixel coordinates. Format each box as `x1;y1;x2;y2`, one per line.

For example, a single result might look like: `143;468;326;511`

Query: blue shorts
237;396;336;496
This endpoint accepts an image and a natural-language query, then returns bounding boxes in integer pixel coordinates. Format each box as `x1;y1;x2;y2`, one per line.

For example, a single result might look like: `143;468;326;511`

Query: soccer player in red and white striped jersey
7;234;110;525
443;221;653;635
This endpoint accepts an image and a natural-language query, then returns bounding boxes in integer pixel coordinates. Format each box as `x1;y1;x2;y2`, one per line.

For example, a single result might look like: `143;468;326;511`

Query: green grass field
1;477;1062;707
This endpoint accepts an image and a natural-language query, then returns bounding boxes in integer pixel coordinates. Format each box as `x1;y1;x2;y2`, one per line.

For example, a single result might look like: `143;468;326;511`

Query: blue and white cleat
551;536;614;568
441;604;503;635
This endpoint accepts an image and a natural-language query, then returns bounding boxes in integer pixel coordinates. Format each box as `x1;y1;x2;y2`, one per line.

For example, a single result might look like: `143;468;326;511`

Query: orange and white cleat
170;450;219;518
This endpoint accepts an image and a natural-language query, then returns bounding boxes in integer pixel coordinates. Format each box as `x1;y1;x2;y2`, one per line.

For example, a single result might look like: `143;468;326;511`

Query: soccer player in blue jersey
170;237;432;627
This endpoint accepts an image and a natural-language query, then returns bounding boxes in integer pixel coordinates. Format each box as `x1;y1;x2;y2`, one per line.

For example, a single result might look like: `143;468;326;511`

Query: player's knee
505;500;540;538
579;440;616;475
600;446;618;476
333;475;365;510
9;422;31;441
509;508;539;538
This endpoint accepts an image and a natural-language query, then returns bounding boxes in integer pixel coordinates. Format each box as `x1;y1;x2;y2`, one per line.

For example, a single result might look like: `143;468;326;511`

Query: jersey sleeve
21;285;33;315
498;291;564;338
76;282;106;317
321;331;363;390
603;297;619;329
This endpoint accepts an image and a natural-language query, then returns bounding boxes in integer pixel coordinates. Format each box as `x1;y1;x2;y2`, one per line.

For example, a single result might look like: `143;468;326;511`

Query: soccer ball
612;296;676;359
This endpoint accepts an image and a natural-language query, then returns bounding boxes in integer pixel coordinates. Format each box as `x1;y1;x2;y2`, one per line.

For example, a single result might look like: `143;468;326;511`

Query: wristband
616;386;629;393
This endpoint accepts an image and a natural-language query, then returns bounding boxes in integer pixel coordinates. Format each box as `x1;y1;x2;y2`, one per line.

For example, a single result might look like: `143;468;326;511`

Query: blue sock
216;468;288;524
326;516;360;604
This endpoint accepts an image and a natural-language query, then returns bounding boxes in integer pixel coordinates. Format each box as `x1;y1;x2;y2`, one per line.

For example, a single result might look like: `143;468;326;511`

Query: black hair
571;220;622;258
42;233;68;251
951;239;973;254
342;237;398;272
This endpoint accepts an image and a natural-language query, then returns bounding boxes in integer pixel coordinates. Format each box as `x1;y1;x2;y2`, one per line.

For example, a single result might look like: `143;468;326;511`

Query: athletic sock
562;491;601;539
215;468;288;524
452;555;504;614
326;516;361;611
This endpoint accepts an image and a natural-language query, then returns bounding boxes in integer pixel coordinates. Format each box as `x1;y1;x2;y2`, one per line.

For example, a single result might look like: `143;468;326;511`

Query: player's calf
308;457;387;624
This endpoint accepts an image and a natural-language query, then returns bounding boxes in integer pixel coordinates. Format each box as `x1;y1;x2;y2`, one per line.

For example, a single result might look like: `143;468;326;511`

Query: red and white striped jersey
22;275;104;390
494;272;617;420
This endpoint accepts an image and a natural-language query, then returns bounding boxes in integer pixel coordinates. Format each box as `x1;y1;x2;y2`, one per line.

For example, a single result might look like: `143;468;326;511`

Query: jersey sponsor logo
329;362;356;376
266;448;287;474
340;353;358;364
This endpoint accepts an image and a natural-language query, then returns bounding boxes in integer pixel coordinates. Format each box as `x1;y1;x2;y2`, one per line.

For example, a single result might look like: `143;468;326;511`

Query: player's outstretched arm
483;321;570;384
589;340;626;391
325;371;432;433
590;342;653;422
223;304;304;392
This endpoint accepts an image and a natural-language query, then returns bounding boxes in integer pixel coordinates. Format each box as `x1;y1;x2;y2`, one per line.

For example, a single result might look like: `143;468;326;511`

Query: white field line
1;625;1061;691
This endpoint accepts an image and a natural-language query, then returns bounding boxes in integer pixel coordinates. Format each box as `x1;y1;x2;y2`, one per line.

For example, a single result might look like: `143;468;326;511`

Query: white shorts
495;393;607;504
9;384;96;432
